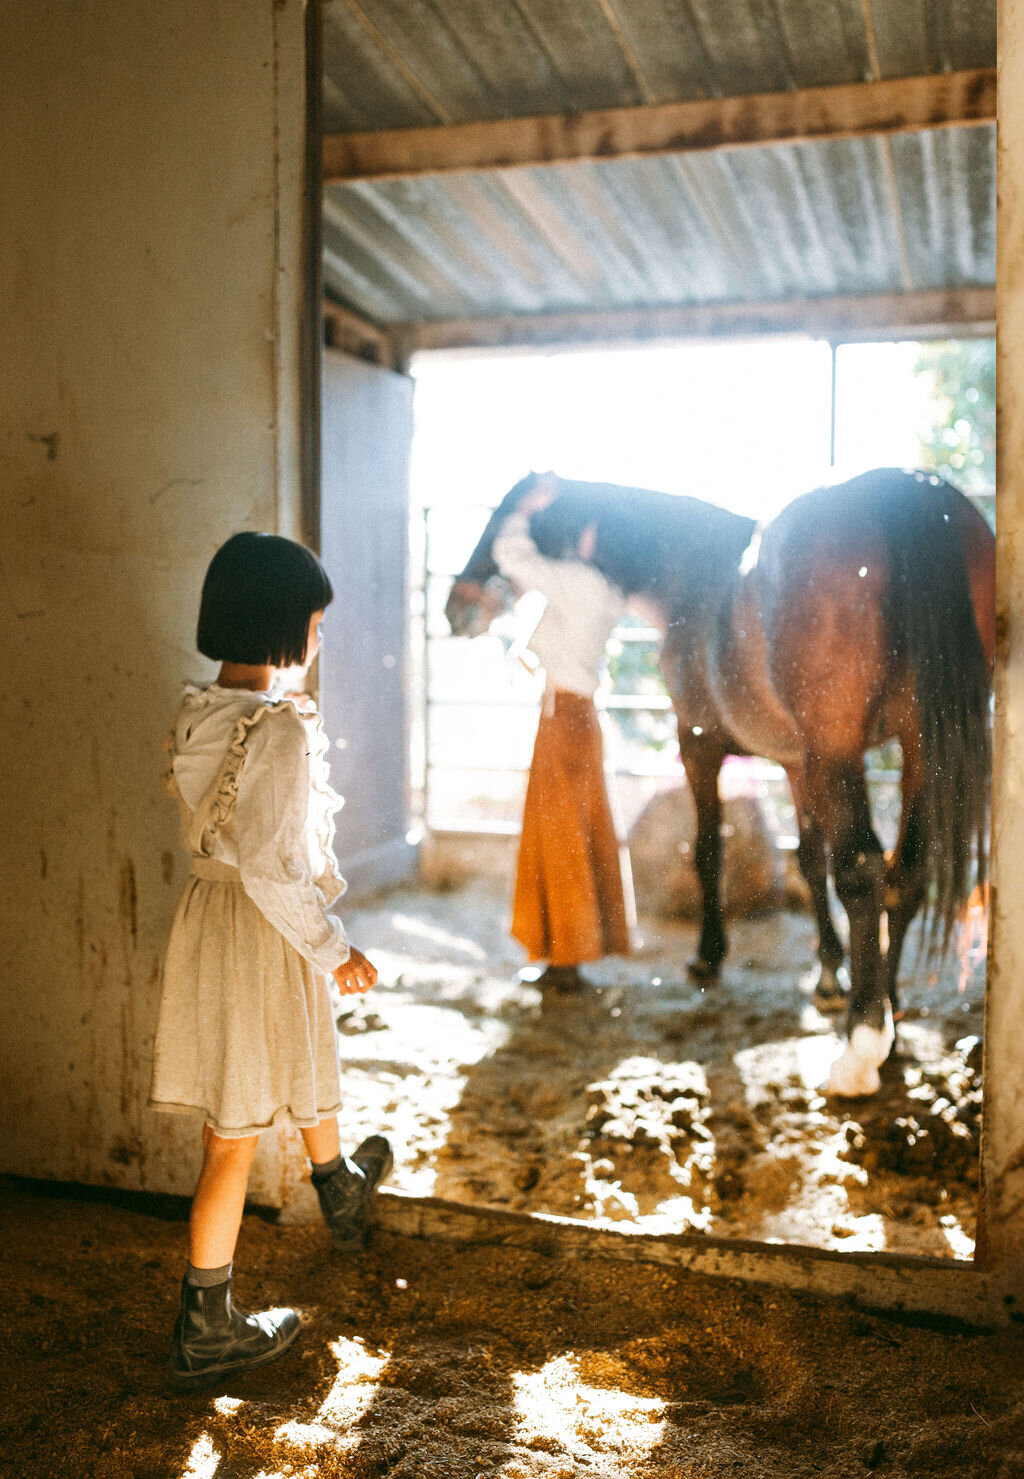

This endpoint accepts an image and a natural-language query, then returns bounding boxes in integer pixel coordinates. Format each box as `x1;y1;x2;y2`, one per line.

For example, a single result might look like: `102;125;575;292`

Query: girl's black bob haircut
197;532;334;667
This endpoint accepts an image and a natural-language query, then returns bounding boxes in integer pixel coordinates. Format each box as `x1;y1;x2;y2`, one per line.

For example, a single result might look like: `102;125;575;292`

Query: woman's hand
333;946;378;995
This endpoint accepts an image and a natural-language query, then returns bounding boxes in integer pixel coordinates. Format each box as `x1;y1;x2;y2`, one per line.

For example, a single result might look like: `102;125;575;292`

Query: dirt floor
331;879;985;1260
2;880;1009;1479
2;1179;1024;1479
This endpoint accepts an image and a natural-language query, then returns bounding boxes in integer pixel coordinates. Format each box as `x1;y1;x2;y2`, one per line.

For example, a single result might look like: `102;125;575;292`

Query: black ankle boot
535;964;583;993
313;1134;393;1251
168;1275;300;1392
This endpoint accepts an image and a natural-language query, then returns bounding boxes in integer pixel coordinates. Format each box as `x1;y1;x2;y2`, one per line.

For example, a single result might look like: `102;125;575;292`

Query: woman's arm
492;510;576;601
493;509;615;611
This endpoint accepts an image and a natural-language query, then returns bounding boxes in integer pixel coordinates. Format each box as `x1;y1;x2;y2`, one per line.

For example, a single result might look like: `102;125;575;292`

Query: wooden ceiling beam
323;69;994;184
322;299;402;369
399;288;996;354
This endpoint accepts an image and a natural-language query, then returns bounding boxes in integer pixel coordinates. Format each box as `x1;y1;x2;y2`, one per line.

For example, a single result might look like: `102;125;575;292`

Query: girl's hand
333;946;378;995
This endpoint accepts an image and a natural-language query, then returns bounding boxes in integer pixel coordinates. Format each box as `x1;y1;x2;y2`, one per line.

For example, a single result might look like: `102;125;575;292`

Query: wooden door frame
306;3;1022;1325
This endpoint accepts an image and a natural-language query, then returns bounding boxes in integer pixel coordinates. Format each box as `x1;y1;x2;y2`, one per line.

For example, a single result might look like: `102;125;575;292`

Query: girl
493;487;634;991
150;531;391;1391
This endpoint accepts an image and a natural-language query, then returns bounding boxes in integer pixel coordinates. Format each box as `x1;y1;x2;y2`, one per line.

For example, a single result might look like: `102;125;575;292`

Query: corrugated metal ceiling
321;0;996;333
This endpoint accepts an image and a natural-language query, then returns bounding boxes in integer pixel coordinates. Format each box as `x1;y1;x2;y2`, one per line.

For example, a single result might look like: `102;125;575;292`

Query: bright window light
833;340;933;476
412;340;833;524
410;338;994;835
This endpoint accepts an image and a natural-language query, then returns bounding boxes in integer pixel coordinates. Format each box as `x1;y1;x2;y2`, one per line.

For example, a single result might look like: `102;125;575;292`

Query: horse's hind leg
883;796;926;1017
882;736;927;1015
787;770;846;1012
680;738;727;981
804;754;894;1096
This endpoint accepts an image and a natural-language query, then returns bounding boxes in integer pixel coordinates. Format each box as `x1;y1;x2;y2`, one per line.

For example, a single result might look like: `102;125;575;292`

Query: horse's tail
879;474;991;951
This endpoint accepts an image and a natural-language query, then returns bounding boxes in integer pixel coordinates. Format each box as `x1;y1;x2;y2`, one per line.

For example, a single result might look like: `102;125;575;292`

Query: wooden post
981;0;1024;1326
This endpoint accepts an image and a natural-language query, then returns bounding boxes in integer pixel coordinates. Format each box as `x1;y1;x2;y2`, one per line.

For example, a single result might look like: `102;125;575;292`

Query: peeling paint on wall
119;858;138;949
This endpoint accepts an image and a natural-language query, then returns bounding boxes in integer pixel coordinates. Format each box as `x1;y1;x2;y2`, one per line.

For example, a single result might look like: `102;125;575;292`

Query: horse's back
746;470;993;755
762;469;993;647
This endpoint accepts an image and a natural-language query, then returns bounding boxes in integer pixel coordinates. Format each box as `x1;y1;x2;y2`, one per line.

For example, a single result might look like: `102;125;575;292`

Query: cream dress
149;684;351;1137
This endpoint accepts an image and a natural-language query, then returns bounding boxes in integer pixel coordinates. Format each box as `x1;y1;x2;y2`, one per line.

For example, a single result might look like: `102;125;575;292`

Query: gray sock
311;1152;344;1181
186;1261;232;1288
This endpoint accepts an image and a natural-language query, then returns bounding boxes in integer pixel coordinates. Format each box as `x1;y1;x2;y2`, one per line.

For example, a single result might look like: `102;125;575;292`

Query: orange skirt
512;691;632;966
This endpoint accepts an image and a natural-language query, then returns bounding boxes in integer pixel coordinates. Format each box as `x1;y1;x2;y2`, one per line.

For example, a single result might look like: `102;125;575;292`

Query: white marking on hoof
827;1018;895;1098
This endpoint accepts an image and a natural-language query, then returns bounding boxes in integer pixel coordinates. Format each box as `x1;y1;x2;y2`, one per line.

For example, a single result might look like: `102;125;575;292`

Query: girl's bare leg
301;1116;341;1166
189;1126;260;1269
172;1126;299;1390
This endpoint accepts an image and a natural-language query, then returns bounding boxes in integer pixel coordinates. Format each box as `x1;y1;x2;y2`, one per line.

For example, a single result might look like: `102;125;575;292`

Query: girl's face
304;609;326;667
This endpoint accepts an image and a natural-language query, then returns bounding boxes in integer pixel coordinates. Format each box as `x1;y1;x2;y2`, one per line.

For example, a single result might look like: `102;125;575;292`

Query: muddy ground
333;879;985;1260
3;1180;1024;1479
1;880;1008;1479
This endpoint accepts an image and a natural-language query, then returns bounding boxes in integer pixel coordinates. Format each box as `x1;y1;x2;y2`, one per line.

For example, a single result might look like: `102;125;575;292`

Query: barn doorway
314;0;1007;1294
318;330;994;1259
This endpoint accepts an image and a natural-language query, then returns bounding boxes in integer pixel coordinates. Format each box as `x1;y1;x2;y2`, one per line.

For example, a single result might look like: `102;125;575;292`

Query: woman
493;491;634;990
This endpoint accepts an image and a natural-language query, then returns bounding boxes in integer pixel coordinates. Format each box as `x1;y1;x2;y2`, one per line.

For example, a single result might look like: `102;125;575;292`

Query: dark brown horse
446;469;995;1096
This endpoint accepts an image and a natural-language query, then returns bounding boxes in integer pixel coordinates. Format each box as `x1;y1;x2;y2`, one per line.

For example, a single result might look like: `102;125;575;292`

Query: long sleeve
492;511;607;605
234;705;351;973
493;511;625;695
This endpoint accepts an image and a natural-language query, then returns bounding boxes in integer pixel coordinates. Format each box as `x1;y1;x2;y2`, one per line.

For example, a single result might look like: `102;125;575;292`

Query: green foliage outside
913;338;996;525
604;623;677;756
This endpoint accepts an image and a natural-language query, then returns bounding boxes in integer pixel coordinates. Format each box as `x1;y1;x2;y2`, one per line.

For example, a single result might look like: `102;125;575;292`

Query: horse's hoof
827;1022;895;1098
687;957;720;983
805;963;847;1014
828;1052;881;1098
813;983;847;1015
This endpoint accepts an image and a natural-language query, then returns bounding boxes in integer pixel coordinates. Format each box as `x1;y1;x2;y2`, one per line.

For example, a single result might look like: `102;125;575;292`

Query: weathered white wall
0;0;309;1204
984;0;1024;1316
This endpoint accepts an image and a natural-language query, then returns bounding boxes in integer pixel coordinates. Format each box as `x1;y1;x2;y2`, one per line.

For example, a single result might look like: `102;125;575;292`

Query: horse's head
529;485;598;561
445;576;513;637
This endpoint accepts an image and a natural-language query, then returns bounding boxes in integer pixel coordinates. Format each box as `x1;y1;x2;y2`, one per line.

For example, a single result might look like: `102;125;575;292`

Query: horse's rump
755;469;992;948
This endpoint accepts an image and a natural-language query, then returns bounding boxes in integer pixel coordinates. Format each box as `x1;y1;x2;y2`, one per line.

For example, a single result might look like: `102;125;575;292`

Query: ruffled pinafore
149;698;345;1138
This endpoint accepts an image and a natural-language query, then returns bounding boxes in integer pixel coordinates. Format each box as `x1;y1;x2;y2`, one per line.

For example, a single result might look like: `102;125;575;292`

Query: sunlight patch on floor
387;910;489;960
180;1433;219;1479
896;1020;949;1062
317;1337;390;1425
343;885;981;1255
339;1000;508;1074
336;1065;464;1197
212;1396;245;1416
734;1033;838;1097
731;1035;893;1250
799;1000;845;1035
275;1337;389;1456
575;1053;715;1229
940;1215;975;1259
613;1054;709;1097
511;1353;665;1464
642;1195;714;1234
